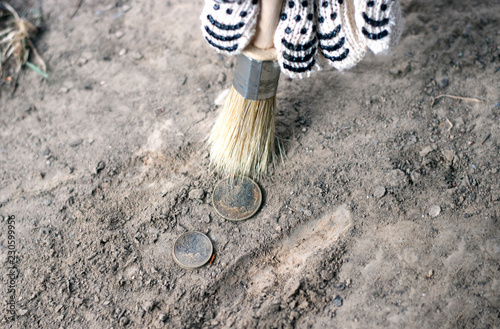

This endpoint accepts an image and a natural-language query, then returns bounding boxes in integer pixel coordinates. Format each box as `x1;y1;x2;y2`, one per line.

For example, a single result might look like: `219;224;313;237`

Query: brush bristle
208;86;276;178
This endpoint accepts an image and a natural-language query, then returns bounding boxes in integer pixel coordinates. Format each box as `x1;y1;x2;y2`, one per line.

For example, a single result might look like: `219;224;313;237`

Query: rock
18;309;29;316
420;145;436;157
387;169;408;188
373;186;386;199
442;150;455;163
438;78;449;88
159;313;168;322
217;72;226;84
119;316;129;326
333;295;343;307
95;161;106;174
429;205;441;218
284;279;301;299
131;51;144;60
69;139;83;147
188;189;204;200
143;301;154;312
201;214;211;223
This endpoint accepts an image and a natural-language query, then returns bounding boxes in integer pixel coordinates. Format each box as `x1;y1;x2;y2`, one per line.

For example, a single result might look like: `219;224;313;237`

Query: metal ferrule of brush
232;53;281;100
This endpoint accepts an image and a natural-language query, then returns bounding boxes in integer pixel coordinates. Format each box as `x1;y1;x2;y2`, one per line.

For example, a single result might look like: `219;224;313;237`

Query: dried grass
0;2;47;89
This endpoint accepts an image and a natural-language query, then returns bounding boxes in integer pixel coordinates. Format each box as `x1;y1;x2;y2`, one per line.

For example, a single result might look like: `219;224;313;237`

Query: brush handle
253;0;283;49
243;0;283;61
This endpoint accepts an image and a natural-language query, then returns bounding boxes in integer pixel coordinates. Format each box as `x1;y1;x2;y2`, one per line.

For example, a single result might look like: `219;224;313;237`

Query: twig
481;134;491;145
445;118;453;132
70;0;83;18
431;94;485;107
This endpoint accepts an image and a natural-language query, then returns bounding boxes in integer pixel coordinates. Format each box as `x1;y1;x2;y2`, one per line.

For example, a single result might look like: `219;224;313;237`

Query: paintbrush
207;0;283;178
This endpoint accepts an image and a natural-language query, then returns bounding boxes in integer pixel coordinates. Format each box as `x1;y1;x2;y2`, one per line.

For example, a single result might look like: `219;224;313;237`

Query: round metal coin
212;177;262;221
172;231;213;269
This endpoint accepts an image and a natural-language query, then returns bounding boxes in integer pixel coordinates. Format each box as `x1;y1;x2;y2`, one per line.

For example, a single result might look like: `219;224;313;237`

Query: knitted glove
200;0;402;78
200;0;260;54
276;0;402;78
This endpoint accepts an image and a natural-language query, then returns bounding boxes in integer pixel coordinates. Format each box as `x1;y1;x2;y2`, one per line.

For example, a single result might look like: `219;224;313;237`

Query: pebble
95;160;106;173
217;72;226;84
115;31;125;39
333;295;343;307
44;199;52;206
373;186;386;199
189;189;204;200
142;301;154;312
159;313;168;322
387;169;408;188
69;139;83;147
118;48;128;56
429;205;441;218
201;214;211;223
119;316;129;326
131;51;143;60
419;145;436;157
438;78;449;88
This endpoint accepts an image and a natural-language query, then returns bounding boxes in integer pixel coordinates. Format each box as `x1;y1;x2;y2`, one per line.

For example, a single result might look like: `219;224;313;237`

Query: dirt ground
1;0;499;328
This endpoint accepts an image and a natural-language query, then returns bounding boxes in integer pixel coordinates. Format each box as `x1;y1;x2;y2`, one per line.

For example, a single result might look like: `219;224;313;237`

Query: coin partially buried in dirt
212;177;262;221
172;232;213;269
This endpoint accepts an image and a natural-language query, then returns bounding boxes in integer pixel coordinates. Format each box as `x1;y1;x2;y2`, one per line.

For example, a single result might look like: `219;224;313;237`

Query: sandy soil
1;0;499;328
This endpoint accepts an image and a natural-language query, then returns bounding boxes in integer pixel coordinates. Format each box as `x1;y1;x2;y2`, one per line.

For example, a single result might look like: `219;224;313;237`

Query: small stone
69;139;83;147
333;295;343;307
118;48;128;56
217;72;226;84
201;214;211;223
438;78;449;88
18;309;29;316
419;145;436;157
429;205;441;218
387;169;408;188
44;199;52;206
119;316;129;326
373;186;386;199
95;160;106;174
443;150;455;162
121;4;131;12
131;51;143;60
115;31;125;39
59;87;70;94
189;189;204;200
159;313;168;322
143;301;154;312
284;280;301;299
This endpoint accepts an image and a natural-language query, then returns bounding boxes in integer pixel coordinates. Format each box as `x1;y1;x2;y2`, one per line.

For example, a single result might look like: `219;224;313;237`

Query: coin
212;177;262;221
172;232;213;269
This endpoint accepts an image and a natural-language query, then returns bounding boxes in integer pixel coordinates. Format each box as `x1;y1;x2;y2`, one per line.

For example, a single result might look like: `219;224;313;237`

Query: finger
200;0;260;54
316;0;367;71
354;0;402;54
274;0;320;78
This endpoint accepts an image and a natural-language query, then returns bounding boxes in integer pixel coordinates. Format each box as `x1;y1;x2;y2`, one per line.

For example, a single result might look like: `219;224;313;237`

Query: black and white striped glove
200;0;402;78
